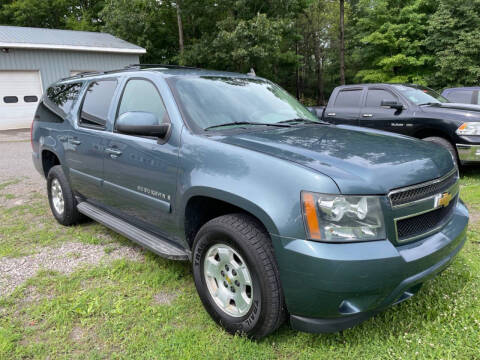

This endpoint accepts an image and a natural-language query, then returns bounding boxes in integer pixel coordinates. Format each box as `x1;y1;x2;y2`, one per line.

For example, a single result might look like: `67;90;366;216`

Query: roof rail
126;63;198;70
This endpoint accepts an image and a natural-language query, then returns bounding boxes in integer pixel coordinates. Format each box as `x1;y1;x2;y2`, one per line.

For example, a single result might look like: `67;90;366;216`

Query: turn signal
301;192;322;240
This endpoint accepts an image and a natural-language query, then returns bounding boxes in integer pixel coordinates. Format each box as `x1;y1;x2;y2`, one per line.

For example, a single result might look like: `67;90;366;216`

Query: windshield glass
391;85;449;105
169;76;319;131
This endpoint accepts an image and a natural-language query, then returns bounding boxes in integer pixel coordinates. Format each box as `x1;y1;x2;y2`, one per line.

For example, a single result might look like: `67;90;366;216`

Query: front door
102;78;178;236
359;87;412;135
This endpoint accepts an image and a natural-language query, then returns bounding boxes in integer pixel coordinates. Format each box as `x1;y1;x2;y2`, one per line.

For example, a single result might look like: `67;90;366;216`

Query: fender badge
435;192;453;208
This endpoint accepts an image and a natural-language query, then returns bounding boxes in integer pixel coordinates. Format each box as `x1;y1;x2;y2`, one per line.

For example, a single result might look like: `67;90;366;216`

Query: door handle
327;113;336;116
105;148;123;157
362;114;373;117
68;137;81;145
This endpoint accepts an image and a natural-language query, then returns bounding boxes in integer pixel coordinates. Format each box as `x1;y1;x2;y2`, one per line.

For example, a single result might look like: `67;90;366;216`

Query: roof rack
126;63;198;70
59;63;198;82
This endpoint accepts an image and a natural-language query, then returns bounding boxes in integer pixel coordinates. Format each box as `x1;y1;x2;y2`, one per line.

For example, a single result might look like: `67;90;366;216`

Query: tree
298;0;338;104
426;0;480;88
351;0;437;85
100;0;178;63
1;0;104;30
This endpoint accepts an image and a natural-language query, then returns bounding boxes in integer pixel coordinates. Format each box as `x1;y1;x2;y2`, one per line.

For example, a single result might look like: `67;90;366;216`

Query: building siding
0;48;139;90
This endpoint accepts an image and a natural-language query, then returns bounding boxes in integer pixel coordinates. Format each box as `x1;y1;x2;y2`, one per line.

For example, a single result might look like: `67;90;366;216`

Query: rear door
102;77;179;236
65;79;118;201
358;87;414;135
324;88;363;126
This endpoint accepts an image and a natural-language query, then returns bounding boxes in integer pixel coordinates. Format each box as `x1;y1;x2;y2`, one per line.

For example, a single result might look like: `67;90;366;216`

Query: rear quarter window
44;82;83;118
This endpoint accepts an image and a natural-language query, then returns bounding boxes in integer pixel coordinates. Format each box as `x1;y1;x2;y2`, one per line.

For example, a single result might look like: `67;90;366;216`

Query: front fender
175;131;340;241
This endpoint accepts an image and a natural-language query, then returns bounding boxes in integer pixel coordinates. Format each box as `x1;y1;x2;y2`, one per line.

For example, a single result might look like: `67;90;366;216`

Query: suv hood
420;103;480;122
217;125;454;194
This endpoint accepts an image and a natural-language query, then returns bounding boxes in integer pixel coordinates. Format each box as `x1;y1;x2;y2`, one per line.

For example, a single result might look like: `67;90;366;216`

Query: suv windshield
169;76;319;132
391;85;449;105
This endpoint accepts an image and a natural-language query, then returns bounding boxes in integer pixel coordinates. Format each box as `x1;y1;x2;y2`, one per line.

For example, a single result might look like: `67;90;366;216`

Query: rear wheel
192;213;285;339
47;165;83;226
423;136;459;168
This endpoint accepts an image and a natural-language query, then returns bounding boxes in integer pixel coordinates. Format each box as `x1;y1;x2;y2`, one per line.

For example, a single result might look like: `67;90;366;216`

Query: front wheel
192;214;285;339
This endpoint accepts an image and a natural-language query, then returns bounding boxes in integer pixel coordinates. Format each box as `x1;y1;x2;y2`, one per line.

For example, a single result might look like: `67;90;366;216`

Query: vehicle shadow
461;164;480;177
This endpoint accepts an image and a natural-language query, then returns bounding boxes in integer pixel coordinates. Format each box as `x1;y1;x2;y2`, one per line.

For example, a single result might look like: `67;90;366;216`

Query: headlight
301;192;386;242
456;122;480;136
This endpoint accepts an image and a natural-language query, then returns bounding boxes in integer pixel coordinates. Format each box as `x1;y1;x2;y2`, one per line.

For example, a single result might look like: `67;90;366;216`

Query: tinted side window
366;89;398;107
334;90;362;107
118;79;168;123
46;83;82;115
446;90;473;104
80;80;117;129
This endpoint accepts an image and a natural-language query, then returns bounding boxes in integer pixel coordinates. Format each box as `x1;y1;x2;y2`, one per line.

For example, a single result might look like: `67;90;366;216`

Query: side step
77;202;189;261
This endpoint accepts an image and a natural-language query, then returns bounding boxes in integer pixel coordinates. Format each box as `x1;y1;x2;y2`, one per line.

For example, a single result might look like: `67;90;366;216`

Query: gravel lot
0;131;144;297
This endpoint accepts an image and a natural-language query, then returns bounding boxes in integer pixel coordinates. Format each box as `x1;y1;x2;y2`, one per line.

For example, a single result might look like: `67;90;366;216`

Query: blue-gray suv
31;65;469;339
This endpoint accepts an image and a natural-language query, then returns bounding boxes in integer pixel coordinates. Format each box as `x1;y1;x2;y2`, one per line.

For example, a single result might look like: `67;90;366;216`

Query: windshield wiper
278;118;330;125
204;121;291;131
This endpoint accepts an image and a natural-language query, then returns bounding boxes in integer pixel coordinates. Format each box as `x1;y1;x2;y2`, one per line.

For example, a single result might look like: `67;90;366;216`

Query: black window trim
113;76;172;143
78;78;118;131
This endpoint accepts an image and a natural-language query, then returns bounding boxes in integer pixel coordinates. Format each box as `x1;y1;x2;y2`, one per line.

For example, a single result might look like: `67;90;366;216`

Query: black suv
318;84;480;166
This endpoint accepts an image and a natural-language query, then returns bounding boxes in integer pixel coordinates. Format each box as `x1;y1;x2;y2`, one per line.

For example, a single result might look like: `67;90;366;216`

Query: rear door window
446;90;473;104
80;80;118;129
334;90;362;107
365;89;398;107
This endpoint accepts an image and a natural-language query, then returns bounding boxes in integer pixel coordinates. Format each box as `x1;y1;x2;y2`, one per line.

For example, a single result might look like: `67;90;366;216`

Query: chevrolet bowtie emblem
435;192;453;208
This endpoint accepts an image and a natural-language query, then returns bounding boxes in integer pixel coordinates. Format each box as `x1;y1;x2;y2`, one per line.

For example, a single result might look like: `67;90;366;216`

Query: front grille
396;196;457;242
389;171;458;207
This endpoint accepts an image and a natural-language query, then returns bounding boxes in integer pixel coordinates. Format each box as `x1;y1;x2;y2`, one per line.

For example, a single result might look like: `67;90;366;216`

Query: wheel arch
413;127;454;144
182;188;279;249
41;148;61;178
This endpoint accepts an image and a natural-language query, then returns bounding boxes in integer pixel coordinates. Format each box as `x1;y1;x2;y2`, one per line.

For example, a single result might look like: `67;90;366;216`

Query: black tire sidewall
192;224;266;336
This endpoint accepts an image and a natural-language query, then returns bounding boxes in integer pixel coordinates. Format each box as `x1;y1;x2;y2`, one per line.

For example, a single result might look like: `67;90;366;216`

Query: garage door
0;71;42;130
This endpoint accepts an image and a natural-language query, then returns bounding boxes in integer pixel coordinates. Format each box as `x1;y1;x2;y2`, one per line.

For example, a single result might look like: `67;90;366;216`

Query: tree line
1;0;480;104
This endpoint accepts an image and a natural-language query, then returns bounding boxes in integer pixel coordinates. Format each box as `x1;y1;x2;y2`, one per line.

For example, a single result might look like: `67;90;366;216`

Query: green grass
0;170;479;359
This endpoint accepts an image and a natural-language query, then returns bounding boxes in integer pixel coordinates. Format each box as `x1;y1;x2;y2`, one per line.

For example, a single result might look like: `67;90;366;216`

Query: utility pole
339;0;345;85
176;1;184;55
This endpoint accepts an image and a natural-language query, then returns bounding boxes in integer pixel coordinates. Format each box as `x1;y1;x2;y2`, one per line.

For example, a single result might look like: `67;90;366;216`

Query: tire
192;213;285;339
423;136;459;168
47;165;83;226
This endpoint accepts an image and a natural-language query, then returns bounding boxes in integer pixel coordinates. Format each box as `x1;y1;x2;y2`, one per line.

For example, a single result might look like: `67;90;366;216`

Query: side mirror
381;100;404;110
116;111;170;138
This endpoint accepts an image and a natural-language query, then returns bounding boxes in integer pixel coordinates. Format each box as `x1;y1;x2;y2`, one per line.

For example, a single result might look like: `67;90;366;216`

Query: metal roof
0;26;146;54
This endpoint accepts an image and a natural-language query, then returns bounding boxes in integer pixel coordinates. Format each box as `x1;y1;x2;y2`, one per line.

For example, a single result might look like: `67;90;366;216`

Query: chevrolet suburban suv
317;84;480;167
31;66;469;339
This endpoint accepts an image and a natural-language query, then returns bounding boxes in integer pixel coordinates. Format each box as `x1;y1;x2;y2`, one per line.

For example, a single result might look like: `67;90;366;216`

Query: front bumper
456;144;480;163
272;200;469;333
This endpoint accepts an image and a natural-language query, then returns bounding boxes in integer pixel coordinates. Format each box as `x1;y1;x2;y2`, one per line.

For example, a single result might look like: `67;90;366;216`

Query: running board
77;202;189;261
